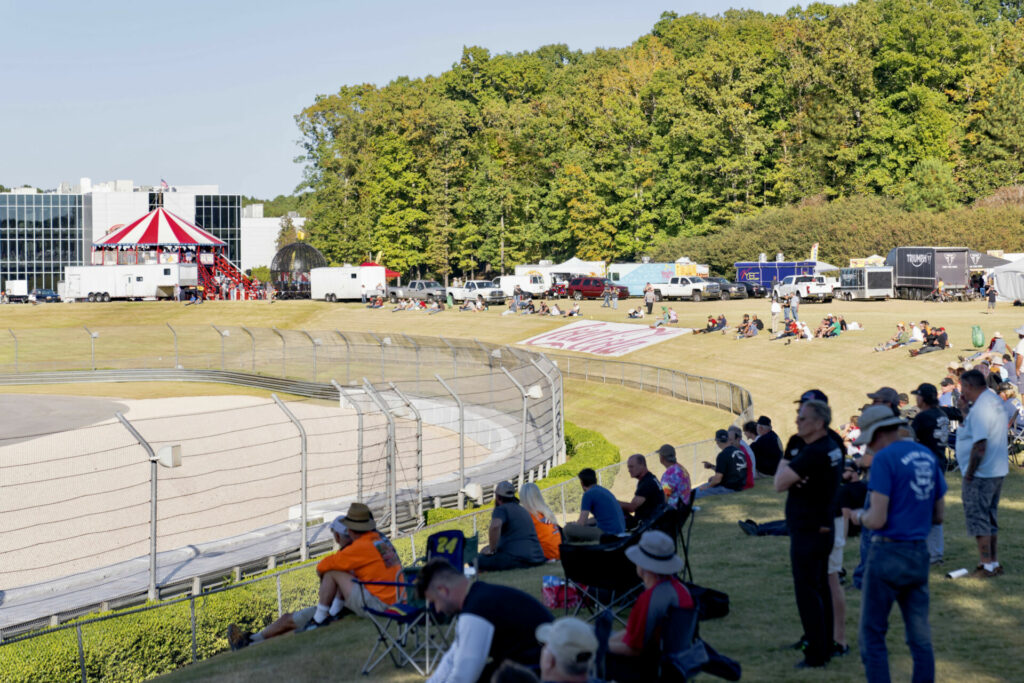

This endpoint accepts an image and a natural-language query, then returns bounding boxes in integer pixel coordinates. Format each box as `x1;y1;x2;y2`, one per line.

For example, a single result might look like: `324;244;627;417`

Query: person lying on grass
226;503;402;650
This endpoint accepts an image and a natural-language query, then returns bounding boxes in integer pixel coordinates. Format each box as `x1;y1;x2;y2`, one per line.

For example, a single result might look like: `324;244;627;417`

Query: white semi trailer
310;266;387;301
62;264;198;302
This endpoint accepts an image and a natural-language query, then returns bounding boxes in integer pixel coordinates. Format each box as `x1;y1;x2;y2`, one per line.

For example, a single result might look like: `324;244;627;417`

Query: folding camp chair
559;536;643;627
658;604;704;682
675;498;696;583
1009;421;1024;467
354;579;449;676
406;529;480;576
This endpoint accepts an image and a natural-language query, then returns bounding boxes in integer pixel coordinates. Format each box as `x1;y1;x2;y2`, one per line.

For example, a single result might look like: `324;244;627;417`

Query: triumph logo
970;254;981;266
906;253;931;268
944;254;955;266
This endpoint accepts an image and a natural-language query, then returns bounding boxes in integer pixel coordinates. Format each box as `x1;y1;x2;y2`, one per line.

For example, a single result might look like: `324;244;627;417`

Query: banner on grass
520;320;690;357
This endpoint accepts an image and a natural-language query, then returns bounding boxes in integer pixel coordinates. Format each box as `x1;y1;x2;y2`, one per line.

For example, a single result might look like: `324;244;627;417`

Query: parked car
567;277;630;300
772;275;835;302
387;280;447;303
29;288;59;302
447;279;506;303
660;276;720;302
737;281;767;298
706;277;747;299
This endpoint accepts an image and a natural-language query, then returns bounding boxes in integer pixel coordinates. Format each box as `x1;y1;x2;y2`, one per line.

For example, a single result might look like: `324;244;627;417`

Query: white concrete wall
241;216;306;271
88;192;148;241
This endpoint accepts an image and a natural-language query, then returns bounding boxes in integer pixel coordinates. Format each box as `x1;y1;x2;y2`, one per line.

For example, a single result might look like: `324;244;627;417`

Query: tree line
295;0;1024;279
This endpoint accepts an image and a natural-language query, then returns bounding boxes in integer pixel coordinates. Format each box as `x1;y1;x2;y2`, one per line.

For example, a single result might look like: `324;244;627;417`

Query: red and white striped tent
94;207;225;247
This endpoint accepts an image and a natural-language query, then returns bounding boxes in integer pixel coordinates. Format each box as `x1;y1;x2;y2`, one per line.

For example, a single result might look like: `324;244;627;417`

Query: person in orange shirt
520;483;562;561
226;503;402;650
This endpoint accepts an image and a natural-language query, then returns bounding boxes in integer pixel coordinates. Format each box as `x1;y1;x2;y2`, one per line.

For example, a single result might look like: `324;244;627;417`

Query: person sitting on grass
627;307;644;319
460;298;477;312
478;481;547;572
520;482;562;562
549;302;563;317
874;322;909;352
738;315;762;339
735;314;752;336
226;504;401;650
566;302;582;317
537;301;550;316
417;558;553;683
772;318;800;341
668;308;678;324
693;429;749;499
694;314;716;334
650;306;672;328
910;326;949;356
604;530;695;682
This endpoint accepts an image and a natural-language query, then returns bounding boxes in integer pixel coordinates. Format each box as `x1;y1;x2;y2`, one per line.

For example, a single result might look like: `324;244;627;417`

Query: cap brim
535;623;554;644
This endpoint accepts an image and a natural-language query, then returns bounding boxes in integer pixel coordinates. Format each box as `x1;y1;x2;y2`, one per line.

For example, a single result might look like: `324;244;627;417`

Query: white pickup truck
772;275;835;302
447;279;507;303
659;276;721;302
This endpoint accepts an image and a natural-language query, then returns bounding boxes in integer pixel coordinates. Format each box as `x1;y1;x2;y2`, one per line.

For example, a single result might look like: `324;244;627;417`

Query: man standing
564;468;626;542
694;429;748;498
751;415;783;476
770;297;782;333
911;383;951;565
643;283;655;315
854;405;946;683
477;481;546;572
774;399;842;669
417;558;553;683
790;291;800;322
601;283;611;308
955;369;1009;577
618;454;665;528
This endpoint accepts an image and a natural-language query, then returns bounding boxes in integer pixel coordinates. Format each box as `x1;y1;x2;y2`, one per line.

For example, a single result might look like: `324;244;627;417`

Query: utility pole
500;214;505;275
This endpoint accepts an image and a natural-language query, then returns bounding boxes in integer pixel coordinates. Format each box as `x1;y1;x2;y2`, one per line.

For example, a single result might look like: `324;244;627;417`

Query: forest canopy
296;0;1024;277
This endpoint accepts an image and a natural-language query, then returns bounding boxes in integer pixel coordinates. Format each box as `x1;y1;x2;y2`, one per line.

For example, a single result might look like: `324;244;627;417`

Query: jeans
756;519;789;536
694;484;740;499
926;524;943;564
859;541;933;683
790;528;834;666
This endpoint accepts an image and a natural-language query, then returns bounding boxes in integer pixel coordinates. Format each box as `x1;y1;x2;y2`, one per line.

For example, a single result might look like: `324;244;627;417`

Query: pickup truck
660;276;721;302
447;279;506;303
387;280;447;303
772;275;834;302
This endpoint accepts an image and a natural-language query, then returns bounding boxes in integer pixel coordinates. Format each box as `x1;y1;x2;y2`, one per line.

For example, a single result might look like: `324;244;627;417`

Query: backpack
972;325;984;348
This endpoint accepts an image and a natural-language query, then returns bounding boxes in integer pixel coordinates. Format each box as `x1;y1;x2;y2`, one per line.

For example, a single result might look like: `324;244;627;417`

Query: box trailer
310;266;386;301
734;261;817;289
3;279;28;303
835;266;894;300
885;247;968;299
607;260;710;296
62;264;198;302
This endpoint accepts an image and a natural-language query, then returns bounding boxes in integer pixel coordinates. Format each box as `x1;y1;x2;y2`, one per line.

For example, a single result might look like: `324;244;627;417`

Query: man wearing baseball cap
536;617;599;682
854;405;946;682
606;530;694;681
478;481;546;572
694;429;748;498
751;415;783;476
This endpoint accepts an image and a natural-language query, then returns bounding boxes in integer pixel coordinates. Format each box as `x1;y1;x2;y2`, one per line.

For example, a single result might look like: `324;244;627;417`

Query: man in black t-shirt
695;429;748;499
910;382;949;564
775;399;842;669
417;559;553;683
751;415;784;475
478;481;546;572
619;454;665;528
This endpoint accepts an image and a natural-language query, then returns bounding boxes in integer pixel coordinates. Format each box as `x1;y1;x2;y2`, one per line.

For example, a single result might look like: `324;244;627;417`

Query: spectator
618;454;666;528
750;415;783;476
938;378;957;408
987;284;997;311
605;530;695;682
563;468;626;543
910;326;949;357
770;296;782;333
693;429;748;499
643;283;655;315
417;559;553;683
520;482;562;562
774;399;842;669
567;302;582;317
728;424;756;487
790;291;800;322
657;443;692;509
854;405;946;683
491;662;540;683
536;617;599;683
226;505;401;649
955;369;1010;577
1014;325;1024;390
997;382;1024;429
478;481;546;572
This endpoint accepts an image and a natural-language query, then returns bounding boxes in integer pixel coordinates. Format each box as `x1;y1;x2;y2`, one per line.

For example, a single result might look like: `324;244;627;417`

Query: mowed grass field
2;296;1022;681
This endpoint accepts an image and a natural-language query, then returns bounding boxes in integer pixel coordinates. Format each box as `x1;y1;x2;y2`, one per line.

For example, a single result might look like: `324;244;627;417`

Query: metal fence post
560;485;566;521
334;330;351;385
276;574;283;618
8;329;17;373
271;394;308;561
402;334;421;383
166;323;178;369
190;596;197;663
332;380;365;502
301;330;321;382
435;374;465;509
240;326;256;372
114;413;160;601
363;379;398;539
501;367;530;488
529;358;560;464
714;380;721;409
83;325;97;371
76;623;86;683
271;327;287;377
389;383;423;523
439;336;457;377
211;325;227;370
368;331;387;381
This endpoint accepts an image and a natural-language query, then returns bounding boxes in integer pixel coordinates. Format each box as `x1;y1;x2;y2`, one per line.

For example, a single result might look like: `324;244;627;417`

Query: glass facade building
0;194;84;291
195;195;241;265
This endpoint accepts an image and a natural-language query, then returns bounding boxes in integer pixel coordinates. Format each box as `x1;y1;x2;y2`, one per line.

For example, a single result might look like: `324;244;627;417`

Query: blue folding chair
354;579;448;676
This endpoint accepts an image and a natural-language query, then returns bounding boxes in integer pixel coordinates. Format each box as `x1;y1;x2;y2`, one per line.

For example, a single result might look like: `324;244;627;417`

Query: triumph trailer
885;247;968;300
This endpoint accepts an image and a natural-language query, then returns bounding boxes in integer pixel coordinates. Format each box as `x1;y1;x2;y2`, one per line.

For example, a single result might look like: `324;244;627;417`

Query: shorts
828;516;846;574
962;476;1004;536
289;585;389;628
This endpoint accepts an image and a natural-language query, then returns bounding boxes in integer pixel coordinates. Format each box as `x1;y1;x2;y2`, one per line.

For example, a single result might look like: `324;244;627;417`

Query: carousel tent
990;257;1024;302
94;207;225;247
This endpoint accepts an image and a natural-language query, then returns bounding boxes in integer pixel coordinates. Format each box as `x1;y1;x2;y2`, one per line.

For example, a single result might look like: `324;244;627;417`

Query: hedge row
0;421;619;682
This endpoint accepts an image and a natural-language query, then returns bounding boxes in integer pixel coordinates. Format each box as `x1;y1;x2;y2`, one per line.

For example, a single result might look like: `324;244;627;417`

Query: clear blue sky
0;0;824;198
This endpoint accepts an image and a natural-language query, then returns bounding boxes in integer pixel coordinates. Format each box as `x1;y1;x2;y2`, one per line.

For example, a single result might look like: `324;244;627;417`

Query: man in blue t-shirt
564;467;627;543
855;405;947;683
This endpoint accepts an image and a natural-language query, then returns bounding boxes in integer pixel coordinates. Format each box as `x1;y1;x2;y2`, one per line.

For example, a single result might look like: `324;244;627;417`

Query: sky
0;0;828;198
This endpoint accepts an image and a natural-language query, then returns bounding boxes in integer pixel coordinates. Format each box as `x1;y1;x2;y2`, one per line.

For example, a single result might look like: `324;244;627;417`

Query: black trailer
885;247;968;300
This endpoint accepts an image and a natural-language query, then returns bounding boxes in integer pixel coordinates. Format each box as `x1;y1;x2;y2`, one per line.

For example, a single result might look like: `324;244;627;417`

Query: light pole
84;326;98;371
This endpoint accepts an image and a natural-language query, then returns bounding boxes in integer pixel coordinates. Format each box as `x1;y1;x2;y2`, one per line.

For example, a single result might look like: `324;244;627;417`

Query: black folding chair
658;605;705;682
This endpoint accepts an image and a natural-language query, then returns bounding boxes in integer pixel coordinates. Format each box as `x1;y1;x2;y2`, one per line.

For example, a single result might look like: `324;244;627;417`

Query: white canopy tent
813;261;839;274
990;257;1024;302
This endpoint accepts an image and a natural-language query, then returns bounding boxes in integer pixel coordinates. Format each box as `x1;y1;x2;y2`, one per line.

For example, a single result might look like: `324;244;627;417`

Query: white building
240;203;307;271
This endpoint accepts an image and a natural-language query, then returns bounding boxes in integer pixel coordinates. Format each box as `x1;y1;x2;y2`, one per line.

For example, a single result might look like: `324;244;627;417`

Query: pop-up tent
990;257;1024;301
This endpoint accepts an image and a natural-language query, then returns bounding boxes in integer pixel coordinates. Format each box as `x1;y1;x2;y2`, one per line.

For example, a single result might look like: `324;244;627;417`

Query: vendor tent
967;250;1010;270
94;207;225;247
990;257;1024;301
553;257;605;276
813;261;839;274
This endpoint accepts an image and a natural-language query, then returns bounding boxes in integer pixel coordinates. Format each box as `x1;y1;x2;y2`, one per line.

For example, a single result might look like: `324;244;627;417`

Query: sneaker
226;624;251;651
970;564;1000;578
833;642;850;657
738;520;758;536
790;637;809;651
298;615;335;633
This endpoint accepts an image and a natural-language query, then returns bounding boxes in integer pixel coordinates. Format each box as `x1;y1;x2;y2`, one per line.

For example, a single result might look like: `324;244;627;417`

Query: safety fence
0;436;723;683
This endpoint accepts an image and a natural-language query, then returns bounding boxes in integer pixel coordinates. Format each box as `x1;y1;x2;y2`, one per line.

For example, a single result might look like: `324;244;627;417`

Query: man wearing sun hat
854;404;946;683
606;530;694;681
536;617;599;682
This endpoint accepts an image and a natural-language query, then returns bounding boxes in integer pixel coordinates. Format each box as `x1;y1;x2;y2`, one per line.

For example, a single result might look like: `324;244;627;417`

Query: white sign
520;321;690;357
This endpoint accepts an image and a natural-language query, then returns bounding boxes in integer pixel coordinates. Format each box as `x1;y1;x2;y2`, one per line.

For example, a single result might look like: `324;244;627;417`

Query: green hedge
0;421;620;682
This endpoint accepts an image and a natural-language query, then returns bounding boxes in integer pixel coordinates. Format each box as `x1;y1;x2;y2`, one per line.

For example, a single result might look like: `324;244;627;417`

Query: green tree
902;158;960;211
